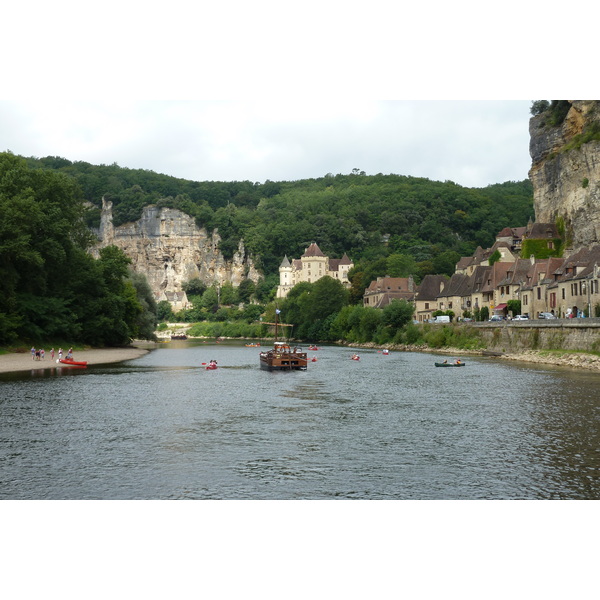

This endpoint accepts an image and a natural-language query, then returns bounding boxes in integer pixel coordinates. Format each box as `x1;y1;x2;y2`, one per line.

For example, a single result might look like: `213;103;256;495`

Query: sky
3;3;596;191
2;99;533;188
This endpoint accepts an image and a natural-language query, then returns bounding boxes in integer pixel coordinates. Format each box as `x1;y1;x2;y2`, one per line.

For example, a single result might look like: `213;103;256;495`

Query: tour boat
259;310;307;371
259;342;308;371
58;358;88;367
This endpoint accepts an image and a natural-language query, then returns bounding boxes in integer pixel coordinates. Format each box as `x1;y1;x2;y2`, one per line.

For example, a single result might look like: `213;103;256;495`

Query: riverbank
0;345;151;374
344;341;600;372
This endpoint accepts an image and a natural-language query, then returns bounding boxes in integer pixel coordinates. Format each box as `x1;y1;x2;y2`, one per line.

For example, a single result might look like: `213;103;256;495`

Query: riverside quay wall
472;319;600;353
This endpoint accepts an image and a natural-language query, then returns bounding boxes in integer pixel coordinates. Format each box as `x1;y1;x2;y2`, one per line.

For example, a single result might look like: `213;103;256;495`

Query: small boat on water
58;358;88;367
259;309;307;371
434;361;465;367
206;362;218;370
308;345;319;351
351;354;360;361
259;342;308;371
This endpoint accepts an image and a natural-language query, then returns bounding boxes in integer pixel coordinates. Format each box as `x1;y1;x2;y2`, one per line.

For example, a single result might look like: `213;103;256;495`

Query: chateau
276;242;353;299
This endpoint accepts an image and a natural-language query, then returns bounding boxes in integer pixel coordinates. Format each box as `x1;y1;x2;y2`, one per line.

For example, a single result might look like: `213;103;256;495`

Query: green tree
219;283;237;305
128;271;158;340
507;299;521;317
157;300;175;321
183;278;207;297
238;278;256;303
488;249;501;265
386;253;417;278
382;299;415;330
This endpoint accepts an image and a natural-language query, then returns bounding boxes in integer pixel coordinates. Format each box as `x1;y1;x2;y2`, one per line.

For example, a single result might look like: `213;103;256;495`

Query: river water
1;341;599;500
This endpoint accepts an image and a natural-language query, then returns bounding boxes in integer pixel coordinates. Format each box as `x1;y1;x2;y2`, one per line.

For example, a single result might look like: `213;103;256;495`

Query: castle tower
276;255;294;299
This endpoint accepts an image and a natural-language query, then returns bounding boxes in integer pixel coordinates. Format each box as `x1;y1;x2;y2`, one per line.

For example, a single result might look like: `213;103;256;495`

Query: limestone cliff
93;198;261;306
529;100;600;250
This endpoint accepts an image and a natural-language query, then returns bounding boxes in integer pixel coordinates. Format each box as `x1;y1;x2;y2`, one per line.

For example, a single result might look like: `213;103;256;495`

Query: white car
513;315;529;320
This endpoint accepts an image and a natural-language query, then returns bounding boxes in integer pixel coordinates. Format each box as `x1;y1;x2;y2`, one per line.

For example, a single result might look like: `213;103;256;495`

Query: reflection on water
1;341;599;499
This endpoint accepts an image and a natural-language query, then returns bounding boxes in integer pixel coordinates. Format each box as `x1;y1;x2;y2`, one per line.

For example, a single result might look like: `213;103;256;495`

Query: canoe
58;358;88;367
435;362;465;367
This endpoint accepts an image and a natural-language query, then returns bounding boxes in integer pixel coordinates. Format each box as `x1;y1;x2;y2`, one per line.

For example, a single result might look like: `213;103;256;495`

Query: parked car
433;315;451;323
489;315;504;321
538;312;557;319
513;315;529;320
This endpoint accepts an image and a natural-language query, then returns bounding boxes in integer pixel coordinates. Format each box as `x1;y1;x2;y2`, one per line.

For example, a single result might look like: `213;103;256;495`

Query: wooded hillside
26;157;534;278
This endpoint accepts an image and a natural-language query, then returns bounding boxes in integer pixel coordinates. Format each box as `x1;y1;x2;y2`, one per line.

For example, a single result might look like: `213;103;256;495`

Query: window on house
449;302;453;309
425;303;429;309
562;288;566;299
537;288;541;300
548;241;554;249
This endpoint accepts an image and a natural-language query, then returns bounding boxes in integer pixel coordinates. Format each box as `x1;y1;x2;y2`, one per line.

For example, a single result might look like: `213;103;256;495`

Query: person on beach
67;348;73;359
58;348;63;360
41;349;45;360
31;347;36;361
50;348;55;360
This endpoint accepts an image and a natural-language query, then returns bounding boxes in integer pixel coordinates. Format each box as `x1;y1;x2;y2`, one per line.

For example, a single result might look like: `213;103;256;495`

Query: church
276;242;353;299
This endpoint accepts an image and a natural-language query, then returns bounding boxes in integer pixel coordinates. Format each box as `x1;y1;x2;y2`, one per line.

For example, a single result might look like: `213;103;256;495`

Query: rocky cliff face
529;100;600;249
93;198;261;303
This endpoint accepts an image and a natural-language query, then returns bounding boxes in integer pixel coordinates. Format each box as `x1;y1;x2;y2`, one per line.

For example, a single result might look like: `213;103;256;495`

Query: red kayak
58;358;88;367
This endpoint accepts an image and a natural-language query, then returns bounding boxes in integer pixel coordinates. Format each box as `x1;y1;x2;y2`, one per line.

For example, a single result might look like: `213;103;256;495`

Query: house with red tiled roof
414;274;449;322
363;276;416;308
276;242;353;298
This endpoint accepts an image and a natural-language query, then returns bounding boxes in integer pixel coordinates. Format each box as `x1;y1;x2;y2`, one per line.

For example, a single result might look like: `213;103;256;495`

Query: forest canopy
25;156;534;280
0;152;157;346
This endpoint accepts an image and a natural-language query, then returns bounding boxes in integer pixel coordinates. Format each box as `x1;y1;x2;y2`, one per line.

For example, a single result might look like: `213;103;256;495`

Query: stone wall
475;321;600;353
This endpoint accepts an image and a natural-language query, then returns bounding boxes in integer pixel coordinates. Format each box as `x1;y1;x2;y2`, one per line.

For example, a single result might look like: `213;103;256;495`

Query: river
1;341;599;500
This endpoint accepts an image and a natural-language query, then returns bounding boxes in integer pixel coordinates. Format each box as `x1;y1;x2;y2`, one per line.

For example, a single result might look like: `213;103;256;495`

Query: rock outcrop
529;100;600;250
93;198;261;306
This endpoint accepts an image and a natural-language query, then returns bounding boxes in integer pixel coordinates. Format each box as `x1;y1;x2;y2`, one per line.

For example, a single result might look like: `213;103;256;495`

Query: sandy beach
0;346;151;374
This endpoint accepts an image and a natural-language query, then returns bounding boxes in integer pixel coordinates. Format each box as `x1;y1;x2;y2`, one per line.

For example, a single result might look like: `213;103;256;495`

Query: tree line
3;150;535;347
25;156;533;284
0;152;157;347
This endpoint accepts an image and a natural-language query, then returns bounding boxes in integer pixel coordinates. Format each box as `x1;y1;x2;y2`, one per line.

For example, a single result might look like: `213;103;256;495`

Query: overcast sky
3;3;596;191
2;100;533;188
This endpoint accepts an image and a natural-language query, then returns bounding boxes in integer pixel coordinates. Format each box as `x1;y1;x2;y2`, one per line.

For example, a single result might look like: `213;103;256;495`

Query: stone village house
363;276;417;308
390;224;600;321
